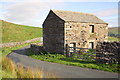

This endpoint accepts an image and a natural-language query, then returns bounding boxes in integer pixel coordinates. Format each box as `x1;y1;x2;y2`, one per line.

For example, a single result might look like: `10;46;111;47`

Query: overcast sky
0;0;119;27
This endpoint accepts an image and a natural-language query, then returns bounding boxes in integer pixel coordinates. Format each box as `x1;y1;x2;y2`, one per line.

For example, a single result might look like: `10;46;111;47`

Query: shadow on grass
59;58;96;64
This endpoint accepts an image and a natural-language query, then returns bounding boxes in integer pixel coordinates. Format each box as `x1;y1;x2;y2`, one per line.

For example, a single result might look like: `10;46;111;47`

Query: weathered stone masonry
64;22;108;50
96;42;120;64
43;10;64;53
43;10;108;54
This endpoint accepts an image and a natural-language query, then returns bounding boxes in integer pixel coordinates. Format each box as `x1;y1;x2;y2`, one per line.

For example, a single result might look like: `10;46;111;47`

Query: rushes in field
2;57;16;77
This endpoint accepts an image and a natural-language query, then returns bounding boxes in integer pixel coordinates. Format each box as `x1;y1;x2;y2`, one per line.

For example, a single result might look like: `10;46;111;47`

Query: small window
90;25;94;33
70;26;72;28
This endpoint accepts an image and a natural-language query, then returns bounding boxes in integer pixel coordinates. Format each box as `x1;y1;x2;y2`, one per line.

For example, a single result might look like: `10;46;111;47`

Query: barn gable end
43;10;65;53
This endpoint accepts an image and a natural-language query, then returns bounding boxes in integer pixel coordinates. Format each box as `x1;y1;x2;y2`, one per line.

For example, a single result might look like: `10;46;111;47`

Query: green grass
108;37;120;41
1;20;42;43
108;27;120;41
27;51;119;73
2;70;14;78
108;27;120;35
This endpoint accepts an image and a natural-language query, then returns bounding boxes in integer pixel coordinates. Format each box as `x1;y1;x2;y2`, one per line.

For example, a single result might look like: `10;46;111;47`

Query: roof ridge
50;9;107;24
51;9;94;16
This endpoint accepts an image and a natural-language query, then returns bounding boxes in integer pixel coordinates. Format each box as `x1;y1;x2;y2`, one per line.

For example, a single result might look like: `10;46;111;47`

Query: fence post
66;44;69;57
74;47;76;53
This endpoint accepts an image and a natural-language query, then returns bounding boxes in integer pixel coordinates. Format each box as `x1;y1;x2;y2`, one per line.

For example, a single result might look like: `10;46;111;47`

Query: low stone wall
1;37;42;48
30;41;120;64
96;41;120;64
30;44;45;55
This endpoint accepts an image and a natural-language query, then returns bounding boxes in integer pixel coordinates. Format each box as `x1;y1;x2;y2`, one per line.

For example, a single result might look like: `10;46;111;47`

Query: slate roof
51;10;107;24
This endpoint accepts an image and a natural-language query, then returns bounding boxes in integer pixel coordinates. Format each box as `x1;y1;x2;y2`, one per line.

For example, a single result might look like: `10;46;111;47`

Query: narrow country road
7;45;118;78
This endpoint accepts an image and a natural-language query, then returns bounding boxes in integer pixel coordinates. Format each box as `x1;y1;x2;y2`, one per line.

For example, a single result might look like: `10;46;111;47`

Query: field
108;27;120;41
108;36;120;41
1;20;42;43
108;27;120;35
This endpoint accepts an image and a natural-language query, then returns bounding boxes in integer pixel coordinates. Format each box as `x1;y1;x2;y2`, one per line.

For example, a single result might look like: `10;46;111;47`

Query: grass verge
27;50;119;73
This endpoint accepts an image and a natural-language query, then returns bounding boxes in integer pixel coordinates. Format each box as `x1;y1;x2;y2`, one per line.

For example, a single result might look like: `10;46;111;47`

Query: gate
66;45;96;61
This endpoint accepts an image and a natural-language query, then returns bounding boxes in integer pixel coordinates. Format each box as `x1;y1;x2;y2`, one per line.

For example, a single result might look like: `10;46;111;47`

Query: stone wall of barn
64;22;108;51
43;10;65;53
96;42;120;64
43;10;108;54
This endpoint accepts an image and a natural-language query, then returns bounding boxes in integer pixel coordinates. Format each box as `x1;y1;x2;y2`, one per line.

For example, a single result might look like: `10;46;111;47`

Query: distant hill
108;27;120;38
1;20;42;43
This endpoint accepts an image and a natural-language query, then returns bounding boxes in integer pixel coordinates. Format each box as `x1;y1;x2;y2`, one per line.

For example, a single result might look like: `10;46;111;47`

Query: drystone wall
96;41;120;64
1;37;42;48
30;44;45;55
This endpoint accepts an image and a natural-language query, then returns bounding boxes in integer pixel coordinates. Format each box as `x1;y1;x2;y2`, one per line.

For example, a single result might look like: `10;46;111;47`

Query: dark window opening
90;25;94;33
73;43;76;47
66;44;68;47
70;26;72;28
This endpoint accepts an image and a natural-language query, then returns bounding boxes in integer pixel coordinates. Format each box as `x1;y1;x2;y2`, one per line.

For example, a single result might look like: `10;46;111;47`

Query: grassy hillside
108;27;120;41
108;27;120;37
108;27;119;34
1;20;42;43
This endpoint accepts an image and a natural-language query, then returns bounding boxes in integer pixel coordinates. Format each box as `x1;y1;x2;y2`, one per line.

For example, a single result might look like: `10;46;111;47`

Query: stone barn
42;10;108;53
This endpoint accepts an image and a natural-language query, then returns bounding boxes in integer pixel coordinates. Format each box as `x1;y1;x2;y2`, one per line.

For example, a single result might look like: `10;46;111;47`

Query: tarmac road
7;46;119;79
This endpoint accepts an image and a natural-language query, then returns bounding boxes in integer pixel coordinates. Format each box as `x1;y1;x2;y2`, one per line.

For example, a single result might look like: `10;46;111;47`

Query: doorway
69;43;76;52
89;42;94;49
